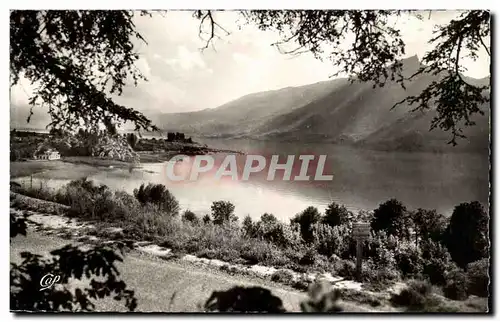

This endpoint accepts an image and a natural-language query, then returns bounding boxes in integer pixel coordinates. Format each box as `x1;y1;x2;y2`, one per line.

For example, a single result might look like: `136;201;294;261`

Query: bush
394;242;422;278
371;199;411;239
298;248;317;266
112;190;141;220
313;223;351;258
413;208;447;243
202;214;211;224
391;280;432;310
61;178;119;220
444;201;489;268
133;183;180;216
421;239;453;285
291;206;321;244
282;246;307;267
341;289;382;307
361;260;400;286
211;201;237;225
277;222;303;250
182;210;199;224
291;277;310;291
332;259;357;280
250;215;301;249
270;269;294;284
240;240;287;266
466;258;489;297
126;204;178;238
301;281;343;312
322;202;351;227
365;231;397;269
241;215;255;237
443;268;468;300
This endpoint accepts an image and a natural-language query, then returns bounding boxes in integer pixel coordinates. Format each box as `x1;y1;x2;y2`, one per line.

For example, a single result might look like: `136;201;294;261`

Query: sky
10;10;491;128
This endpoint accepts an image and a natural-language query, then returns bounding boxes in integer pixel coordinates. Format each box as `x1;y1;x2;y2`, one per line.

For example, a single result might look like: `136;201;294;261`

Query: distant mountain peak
402;54;420;64
400;55;421;75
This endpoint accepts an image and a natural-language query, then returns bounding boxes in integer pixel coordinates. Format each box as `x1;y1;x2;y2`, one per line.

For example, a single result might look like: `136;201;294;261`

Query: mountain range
11;56;489;153
155;55;490;152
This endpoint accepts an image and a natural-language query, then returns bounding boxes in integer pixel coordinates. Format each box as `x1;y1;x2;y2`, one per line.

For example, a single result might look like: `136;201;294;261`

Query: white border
4;1;499;10
2;1;498;321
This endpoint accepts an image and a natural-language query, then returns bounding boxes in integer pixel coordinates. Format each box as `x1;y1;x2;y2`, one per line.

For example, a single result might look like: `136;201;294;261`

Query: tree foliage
11;10;490;145
444;201;489;268
323;202;352;227
133;183;180;216
466;258;489;297
210;200;237;225
10;10;157;133
413;208;447;244
182;209;199;224
393;10;490;145
196;9;490;145
420;239;453;285
371;199;411;239
126;133;138;149
291;206;321;244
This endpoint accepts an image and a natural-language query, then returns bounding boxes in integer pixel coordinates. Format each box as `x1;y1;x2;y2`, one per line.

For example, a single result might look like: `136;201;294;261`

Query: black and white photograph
8;7;491;313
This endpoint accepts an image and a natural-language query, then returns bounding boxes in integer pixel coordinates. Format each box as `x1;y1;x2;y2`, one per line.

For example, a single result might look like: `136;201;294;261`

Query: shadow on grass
10;214;137;312
204;286;286;313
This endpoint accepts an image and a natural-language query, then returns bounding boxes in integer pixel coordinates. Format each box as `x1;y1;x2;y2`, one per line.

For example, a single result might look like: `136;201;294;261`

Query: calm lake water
15;138;489;221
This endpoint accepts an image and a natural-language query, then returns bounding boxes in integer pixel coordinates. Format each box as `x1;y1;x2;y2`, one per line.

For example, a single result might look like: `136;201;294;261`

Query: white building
34;149;61;161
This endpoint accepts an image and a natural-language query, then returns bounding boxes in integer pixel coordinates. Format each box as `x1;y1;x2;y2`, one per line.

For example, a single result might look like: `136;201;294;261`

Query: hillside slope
129;56;491;152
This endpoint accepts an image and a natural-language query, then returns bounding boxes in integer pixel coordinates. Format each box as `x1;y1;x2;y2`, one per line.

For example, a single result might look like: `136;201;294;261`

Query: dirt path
11;228;381;312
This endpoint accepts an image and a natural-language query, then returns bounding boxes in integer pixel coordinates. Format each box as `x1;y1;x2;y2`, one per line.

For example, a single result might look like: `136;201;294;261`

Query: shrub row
11;179;489;301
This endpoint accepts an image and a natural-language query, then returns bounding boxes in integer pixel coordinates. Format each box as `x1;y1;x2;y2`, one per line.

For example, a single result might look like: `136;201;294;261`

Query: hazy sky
10;10;490;127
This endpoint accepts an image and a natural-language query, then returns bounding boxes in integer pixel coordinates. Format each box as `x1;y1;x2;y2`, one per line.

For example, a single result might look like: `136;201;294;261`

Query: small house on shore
33;149;61;161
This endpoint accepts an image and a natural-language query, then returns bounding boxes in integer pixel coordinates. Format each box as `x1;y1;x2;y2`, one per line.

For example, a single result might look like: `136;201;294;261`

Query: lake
13;138;490;221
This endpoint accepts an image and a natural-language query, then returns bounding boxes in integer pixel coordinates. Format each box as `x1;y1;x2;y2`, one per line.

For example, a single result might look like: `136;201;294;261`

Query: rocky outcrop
90;135;139;162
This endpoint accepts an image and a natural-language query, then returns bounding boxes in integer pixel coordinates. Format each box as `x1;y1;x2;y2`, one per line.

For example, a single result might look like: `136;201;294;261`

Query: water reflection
14;138;489;220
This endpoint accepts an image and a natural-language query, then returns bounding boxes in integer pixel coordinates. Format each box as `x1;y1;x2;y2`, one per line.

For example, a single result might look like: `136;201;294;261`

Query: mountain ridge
155;56;489;152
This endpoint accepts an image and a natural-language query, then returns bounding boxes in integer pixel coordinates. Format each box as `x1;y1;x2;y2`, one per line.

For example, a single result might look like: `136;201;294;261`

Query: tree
167;132;175;142
182;210;199;224
126;133;138;149
466;258;489;297
11;10;489;145
291;206;321;244
196;10;490;145
371;199;411;239
394;242;423;278
420;239;454;285
254;213;289;247
10;10;157;133
443;268;469;301
241;215;255;237
133;183;180;216
412;208;447;245
323;202;352;228
49;128;65;137
210;201;237;225
444;201;489;268
202;214;212;225
260;213;278;225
